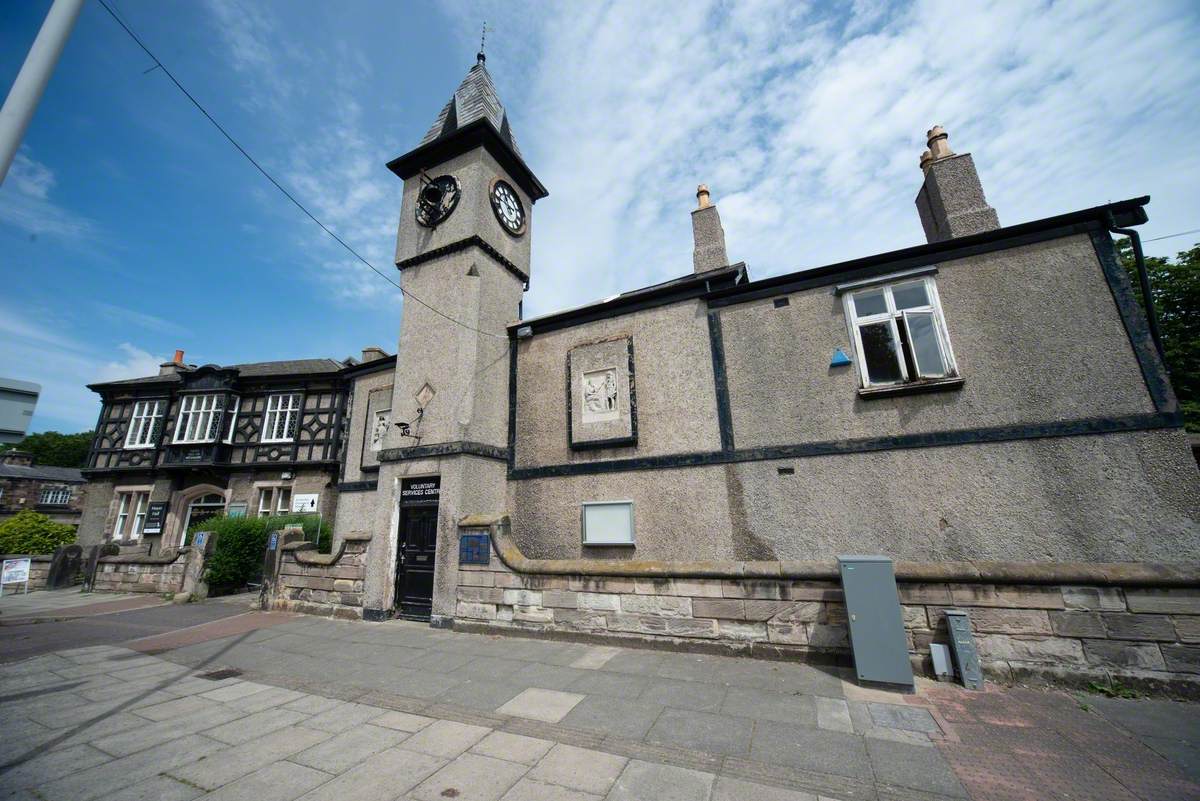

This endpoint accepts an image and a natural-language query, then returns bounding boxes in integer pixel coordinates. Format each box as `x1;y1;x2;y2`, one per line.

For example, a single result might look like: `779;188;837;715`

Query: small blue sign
193;531;208;549
459;532;490;565
268;532;279;551
830;348;852;367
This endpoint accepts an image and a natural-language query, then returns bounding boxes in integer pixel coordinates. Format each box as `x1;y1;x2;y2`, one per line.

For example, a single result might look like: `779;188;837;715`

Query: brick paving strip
124;611;303;654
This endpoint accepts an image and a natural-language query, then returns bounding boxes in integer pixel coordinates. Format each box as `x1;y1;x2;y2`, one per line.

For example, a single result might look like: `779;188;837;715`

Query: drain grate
196;668;243;680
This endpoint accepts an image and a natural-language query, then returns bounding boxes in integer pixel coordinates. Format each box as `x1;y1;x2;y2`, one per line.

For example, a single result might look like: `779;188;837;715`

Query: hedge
0;510;76;555
199;513;332;589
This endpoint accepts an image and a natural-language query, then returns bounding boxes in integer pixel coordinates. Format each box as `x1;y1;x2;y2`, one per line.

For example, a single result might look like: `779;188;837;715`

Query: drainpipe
1107;212;1165;362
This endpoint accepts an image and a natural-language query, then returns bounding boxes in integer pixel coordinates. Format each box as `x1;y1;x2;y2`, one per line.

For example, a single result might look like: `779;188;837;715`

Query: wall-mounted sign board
142;502;169;534
401;478;440;505
292;493;319;513
459;531;490;565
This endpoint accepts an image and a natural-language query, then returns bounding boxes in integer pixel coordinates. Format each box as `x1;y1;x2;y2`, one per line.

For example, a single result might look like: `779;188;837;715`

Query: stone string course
0;554;50;591
269;536;369;620
91;551;186;594
454;534;1200;695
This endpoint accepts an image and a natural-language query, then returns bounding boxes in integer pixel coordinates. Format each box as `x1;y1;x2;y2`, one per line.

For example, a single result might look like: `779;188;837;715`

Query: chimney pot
696;184;711;209
173;349;184;364
926;125;954;161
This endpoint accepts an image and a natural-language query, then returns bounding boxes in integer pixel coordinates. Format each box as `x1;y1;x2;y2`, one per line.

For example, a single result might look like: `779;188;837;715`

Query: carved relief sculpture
371;410;390;450
582;368;619;423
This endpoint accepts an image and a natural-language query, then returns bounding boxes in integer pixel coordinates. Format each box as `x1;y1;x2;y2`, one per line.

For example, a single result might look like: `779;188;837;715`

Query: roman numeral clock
489;178;526;236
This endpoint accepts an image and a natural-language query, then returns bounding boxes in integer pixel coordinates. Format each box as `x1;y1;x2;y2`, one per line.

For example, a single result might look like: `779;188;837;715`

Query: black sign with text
143;502;168;534
400;477;440;505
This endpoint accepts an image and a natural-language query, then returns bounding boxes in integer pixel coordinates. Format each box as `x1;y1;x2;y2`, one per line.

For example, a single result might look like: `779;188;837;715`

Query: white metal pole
0;0;85;185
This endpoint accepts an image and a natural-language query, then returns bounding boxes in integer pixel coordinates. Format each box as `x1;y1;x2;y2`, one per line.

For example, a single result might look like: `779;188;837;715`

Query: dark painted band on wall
507;411;1181;480
706;311;734;452
1089;229;1176;414
507;338;519;471
337;480;378;493
379;440;509;464
395;234;529;285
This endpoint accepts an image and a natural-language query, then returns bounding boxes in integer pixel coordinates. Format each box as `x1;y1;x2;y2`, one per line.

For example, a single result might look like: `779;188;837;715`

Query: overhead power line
96;0;506;340
1144;228;1200;244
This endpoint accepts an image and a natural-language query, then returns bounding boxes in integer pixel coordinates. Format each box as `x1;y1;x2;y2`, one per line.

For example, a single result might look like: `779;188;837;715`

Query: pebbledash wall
453;518;1200;695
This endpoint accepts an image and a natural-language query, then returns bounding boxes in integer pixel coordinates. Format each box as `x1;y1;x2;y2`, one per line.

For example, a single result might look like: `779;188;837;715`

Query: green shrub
199;512;334;588
0;510;76;555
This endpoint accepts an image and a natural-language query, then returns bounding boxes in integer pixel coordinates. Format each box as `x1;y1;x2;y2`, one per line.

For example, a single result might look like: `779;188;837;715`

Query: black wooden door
395;505;438;619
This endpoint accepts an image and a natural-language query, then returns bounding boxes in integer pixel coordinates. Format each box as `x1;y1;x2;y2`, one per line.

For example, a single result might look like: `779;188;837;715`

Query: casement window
173;394;225;443
39;486;72;505
223;396;241;444
124;400;164;448
843;276;957;389
114;490;149;539
256;486;292;517
262;393;301;443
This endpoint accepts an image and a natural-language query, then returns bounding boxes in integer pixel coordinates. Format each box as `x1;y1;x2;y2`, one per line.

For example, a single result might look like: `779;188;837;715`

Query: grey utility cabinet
838;555;914;689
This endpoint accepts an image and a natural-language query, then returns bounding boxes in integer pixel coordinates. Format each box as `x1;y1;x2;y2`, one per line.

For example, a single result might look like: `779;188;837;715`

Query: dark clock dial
489;179;526;235
415;174;461;228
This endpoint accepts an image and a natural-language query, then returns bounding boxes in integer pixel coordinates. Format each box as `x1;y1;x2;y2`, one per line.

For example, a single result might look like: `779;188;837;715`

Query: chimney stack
914;125;999;243
691;184;729;273
0;450;34;467
361;346;387;363
159;348;186;376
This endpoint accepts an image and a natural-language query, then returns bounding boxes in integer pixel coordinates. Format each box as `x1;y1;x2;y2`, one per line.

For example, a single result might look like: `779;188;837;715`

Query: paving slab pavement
1;610;1198;800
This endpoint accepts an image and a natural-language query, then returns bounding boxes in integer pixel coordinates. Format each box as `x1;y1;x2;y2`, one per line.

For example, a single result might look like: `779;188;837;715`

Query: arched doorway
181;493;226;546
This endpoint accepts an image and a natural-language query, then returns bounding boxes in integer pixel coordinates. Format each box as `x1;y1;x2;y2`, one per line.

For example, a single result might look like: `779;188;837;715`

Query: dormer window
262;393;301;443
173;394;225;444
841;274;958;391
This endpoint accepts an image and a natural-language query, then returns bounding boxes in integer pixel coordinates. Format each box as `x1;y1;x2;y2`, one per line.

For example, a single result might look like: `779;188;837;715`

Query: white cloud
0;150;97;241
442;0;1200;316
0;302;165;431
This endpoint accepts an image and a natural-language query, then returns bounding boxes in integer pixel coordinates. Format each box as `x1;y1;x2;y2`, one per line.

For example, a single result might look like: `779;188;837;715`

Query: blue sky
2;0;1199;435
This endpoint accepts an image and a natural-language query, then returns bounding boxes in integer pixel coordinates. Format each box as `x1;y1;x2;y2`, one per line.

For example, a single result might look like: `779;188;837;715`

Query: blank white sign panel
582;502;634;545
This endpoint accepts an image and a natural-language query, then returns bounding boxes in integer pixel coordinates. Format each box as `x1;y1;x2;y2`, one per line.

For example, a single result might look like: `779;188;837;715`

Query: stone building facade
78;58;1200;685
0;450;85;526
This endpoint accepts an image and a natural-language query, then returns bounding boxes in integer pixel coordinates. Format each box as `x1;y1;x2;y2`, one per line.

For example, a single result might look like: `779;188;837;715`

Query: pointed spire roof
388;57;547;201
418;58;521;157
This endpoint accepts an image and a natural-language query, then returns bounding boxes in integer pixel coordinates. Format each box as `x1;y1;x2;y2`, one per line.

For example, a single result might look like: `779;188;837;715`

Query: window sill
858;376;964;400
173;440;218;446
260;439;295;445
583;541;636;547
122;445;156;450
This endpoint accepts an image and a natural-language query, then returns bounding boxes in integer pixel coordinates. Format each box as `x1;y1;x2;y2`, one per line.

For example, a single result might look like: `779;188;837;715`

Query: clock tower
363;55;548;623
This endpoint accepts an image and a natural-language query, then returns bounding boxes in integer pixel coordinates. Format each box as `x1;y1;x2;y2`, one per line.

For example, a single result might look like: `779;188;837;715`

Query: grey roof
419;60;521;157
0;463;84;483
91;357;347;389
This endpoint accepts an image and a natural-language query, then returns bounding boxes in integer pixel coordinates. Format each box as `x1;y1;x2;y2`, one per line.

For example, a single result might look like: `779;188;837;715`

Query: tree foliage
1117;239;1200;431
0;510;76;555
0;431;94;468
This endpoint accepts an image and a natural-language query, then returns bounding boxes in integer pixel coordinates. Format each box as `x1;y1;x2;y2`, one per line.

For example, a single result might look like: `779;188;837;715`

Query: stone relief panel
360;384;393;472
568;337;637;450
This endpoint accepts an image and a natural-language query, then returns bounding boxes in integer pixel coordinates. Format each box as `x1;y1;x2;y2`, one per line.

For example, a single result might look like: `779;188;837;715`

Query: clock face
415;174;460;228
489;179;526;236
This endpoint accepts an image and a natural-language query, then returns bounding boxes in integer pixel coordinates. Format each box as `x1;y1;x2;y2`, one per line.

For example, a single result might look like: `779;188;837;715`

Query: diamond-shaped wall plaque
415;383;435;408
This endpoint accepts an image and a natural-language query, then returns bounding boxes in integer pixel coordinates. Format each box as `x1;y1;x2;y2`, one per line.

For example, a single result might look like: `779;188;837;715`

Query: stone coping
97;548;189;565
465;515;1200;588
0;554;52;562
281;537;366;566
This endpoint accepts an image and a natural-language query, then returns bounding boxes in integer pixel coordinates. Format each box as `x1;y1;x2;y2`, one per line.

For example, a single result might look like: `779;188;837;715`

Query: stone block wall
92;551;187;594
453;517;1200;696
270;533;370;619
0;554;51;591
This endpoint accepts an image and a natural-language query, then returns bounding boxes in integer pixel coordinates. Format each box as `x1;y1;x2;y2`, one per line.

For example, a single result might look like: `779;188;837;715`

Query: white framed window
256;486;293;517
843;276;957;389
114;490;149;539
173;394;225;443
581;501;635;546
124;400;164;448
223;396;241;444
39;486;72;505
262;393;301;443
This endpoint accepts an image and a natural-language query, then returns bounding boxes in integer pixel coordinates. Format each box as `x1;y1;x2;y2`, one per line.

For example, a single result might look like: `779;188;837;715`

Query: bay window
124;400;164;448
843;275;957;390
262;393;301;443
173;394;225;443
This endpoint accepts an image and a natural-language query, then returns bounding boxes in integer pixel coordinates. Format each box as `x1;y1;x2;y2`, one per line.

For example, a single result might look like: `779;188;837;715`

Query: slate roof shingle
419;61;521;156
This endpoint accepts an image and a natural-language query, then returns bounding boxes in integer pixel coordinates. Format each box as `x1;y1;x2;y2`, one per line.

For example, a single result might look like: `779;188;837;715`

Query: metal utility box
944;609;984;690
838;556;914;689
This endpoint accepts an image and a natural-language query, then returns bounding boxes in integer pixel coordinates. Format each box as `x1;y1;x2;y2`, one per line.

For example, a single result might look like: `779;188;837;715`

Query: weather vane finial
477;22;490;64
